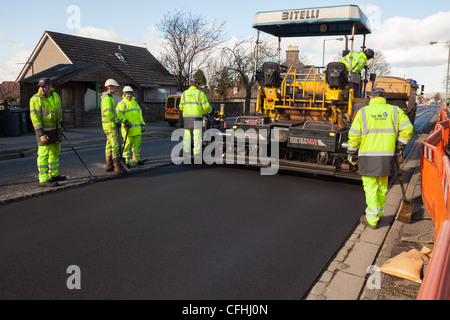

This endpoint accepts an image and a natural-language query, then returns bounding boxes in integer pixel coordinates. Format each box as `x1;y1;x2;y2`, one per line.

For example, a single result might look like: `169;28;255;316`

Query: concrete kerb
0;150;34;161
0;161;175;206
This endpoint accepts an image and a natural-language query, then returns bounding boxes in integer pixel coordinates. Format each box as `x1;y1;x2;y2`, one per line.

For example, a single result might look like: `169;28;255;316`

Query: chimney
284;45;304;67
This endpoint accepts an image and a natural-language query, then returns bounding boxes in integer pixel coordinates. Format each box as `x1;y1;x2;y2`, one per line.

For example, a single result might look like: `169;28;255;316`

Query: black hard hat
370;87;386;97
364;49;375;59
38;78;52;87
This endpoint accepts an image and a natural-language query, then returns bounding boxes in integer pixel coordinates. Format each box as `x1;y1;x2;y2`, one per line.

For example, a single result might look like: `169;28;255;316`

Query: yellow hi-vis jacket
348;97;413;176
179;86;212;117
30;88;63;145
117;96;145;137
101;93;125;131
339;52;368;73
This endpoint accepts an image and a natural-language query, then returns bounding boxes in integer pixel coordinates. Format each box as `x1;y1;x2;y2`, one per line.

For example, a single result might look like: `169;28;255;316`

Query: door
61;88;75;127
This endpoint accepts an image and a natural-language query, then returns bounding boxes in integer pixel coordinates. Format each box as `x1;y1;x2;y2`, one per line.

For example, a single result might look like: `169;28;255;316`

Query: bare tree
366;50;391;76
204;59;224;95
156;10;225;91
433;92;442;101
221;38;277;114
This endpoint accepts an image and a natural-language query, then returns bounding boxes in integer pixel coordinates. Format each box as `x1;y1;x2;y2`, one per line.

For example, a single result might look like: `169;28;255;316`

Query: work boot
50;175;67;182
360;215;377;230
105;157;114;172
39;180;59;188
113;158;127;175
137;160;145;166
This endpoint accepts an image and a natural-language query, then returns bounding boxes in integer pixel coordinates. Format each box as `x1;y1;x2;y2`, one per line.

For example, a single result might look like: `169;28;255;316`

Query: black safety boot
51;175;67;182
39;180;59;188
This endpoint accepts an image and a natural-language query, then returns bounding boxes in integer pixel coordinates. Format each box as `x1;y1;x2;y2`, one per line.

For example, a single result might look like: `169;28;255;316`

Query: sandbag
380;247;432;284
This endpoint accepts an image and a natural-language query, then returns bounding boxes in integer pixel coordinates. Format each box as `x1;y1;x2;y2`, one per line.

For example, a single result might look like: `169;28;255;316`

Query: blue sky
1;1;450;94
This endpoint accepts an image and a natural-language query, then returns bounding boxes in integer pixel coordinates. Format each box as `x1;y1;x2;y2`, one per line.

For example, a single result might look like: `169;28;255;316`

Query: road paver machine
228;5;373;179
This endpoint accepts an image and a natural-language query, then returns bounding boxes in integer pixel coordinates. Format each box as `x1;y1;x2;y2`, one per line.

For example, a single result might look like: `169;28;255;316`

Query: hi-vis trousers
361;176;389;226
123;134;142;163
183;128;202;156
104;128;121;159
37;144;61;183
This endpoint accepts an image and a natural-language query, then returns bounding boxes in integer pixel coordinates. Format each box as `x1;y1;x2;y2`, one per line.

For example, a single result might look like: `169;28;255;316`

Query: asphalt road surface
0;106;437;300
0;164;366;300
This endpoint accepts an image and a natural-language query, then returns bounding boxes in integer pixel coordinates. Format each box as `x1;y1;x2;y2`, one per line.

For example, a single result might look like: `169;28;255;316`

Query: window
158;89;170;102
84;82;100;113
115;53;127;62
166;97;175;109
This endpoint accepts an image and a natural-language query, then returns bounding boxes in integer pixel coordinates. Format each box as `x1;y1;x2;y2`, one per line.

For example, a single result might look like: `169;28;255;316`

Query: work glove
141;126;146;133
40;135;50;143
124;120;133;129
347;153;358;166
396;142;407;154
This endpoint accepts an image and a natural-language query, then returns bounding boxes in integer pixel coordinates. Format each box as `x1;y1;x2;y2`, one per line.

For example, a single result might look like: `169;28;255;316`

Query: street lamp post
322;38;344;66
430;41;450;102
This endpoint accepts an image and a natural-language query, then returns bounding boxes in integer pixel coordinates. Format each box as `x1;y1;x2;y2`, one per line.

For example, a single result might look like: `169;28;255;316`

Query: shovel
118;127;130;173
62;133;97;183
395;153;414;223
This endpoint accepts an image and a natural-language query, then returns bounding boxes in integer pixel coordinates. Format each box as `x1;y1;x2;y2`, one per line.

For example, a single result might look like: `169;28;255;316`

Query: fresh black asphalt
0;164;366;300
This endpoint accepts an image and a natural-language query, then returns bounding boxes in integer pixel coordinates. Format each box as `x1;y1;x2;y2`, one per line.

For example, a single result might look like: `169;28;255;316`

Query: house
17;31;178;127
228;82;260;115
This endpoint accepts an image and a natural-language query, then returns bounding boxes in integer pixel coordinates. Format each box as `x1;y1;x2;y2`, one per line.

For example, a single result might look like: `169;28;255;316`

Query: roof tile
46;31;177;87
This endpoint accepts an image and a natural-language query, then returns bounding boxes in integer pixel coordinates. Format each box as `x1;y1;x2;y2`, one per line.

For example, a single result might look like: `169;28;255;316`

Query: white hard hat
105;79;119;87
123;86;134;93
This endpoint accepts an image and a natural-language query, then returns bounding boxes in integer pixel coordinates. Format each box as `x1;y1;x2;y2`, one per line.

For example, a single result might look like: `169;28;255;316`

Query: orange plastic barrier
440;110;446;121
440;104;448;121
417;220;450;300
421;129;445;239
418;107;450;300
434;120;450;150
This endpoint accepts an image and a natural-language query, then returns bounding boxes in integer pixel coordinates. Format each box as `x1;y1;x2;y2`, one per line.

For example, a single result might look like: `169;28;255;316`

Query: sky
1;0;450;94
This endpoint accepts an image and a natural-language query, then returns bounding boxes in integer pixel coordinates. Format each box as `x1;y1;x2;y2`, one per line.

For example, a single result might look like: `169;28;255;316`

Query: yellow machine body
257;66;365;128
